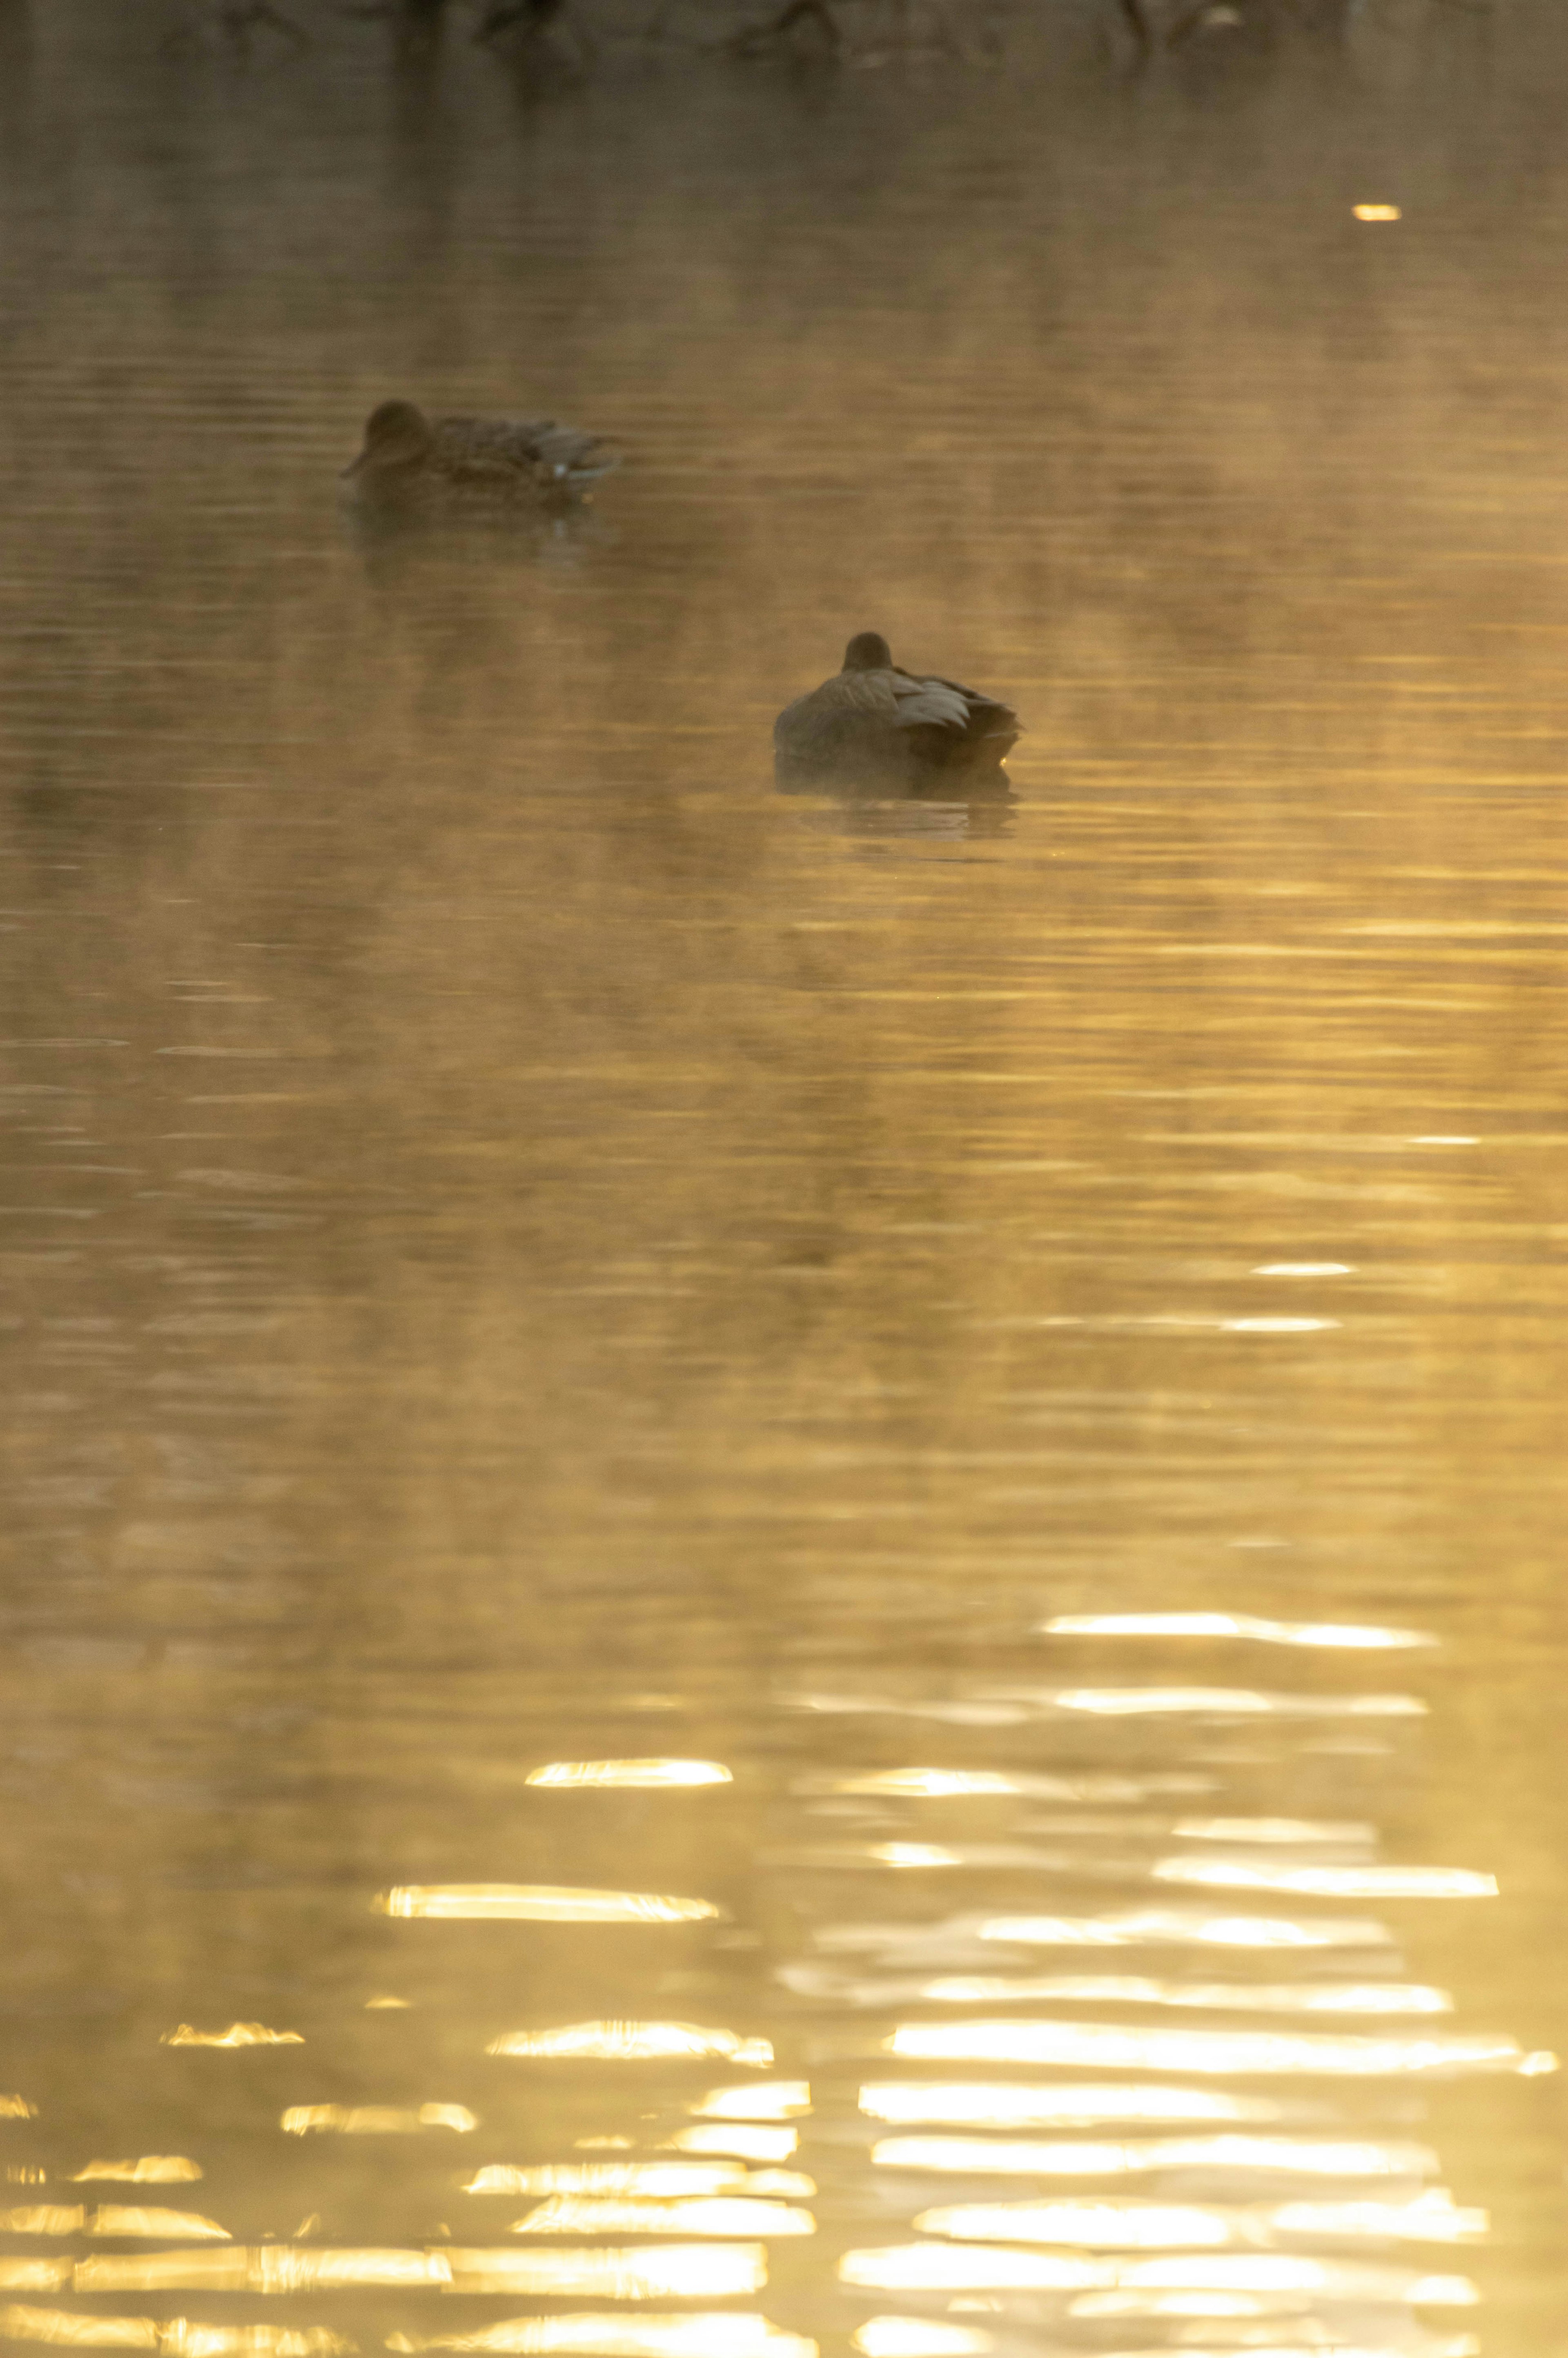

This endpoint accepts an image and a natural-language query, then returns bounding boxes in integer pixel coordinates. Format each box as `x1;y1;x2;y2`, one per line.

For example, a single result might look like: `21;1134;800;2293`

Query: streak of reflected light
693;2085;810;2120
69;2164;202;2185
441;2246;767;2297
0;2213;85;2236
376;1888;720;1925
852;2325;994;2358
72;2253;452;2293
1039;1614;1431;1650
160;2027;302;2048
1152;1859;1496;1901
0;2266;73;2292
665;2129;797;2163
915;2188;1484;2247
811;1773;1047;1792
817;1973;1448;2015
86;2211;229;2241
837;2247;1477;2301
884;2017;1533;2076
869;1848;963;1869
386;2318;811;2358
869;2135;1437;2179
996;1690;1425;1719
1172;1818;1372;1845
1060;2347;1465;2358
976;1908;1392;1950
0;2318;352;2355
488;2026;772;2066
913;2201;1233;2248
860;2083;1278;2128
464;2167;745;2198
524;1763;733;1791
1270;2194;1487;2242
508;2198;812;2238
281;2108;476;2135
0;2103;36;2121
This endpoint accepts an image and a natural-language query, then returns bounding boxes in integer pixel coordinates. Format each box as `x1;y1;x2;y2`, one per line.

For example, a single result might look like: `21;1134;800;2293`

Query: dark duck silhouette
342;400;619;512
774;632;1020;786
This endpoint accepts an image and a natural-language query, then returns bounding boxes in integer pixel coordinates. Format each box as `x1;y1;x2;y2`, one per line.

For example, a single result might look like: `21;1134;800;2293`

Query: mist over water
0;4;1566;2355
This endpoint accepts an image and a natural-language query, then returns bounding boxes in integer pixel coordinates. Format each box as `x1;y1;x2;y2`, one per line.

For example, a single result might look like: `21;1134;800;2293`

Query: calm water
0;4;1566;2356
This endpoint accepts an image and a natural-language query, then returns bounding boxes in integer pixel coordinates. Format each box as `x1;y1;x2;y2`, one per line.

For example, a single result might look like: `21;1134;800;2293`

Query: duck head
343;400;435;479
843;631;894;672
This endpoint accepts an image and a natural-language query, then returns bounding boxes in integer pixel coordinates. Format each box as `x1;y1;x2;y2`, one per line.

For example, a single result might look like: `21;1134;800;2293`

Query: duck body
774;632;1020;787
342;399;619;513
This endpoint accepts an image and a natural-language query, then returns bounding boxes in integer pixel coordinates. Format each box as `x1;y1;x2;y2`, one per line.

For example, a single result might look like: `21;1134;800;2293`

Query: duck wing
889;668;1020;762
434;413;620;486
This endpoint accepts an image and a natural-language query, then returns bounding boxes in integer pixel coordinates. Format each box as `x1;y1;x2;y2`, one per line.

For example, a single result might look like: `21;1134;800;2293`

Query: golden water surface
0;7;1565;2358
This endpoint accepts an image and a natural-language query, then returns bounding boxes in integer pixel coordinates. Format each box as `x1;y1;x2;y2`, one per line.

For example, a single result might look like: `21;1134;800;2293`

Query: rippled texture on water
0;5;1566;2357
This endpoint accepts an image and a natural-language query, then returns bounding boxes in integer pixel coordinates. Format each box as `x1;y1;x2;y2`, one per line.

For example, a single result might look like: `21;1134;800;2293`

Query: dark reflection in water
0;6;1566;2358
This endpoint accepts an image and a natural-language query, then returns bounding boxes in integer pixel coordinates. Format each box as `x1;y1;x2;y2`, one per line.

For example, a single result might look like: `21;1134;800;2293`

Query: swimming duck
342;399;619;510
774;632;1020;782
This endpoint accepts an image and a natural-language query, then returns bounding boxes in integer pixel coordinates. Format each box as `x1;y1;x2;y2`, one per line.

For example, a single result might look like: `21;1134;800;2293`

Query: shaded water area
2;4;1567;2356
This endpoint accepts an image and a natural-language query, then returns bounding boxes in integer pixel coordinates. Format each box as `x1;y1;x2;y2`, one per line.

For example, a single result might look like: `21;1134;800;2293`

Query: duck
774;632;1020;784
341;399;619;511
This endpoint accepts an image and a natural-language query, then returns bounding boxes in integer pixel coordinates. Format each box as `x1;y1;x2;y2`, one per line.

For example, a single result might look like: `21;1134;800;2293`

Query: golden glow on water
1152;1859;1498;1900
885;2017;1531;2075
509;2196;813;2237
281;2106;477;2135
69;2164;203;2185
159;2026;303;2048
524;1761;733;1789
0;2212;83;2236
488;2024;773;2065
869;2135;1438;2179
376;1886;721;1924
692;2085;810;2120
365;1997;411;2011
666;2128;798;2163
86;2211;230;2241
0;2267;74;2293
0;2105;36;2123
859;2083;1278;2127
388;2318;812;2358
975;1909;1392;1950
464;2165;746;2197
441;2246;767;2298
851;2325;995;2358
1354;202;1404;219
